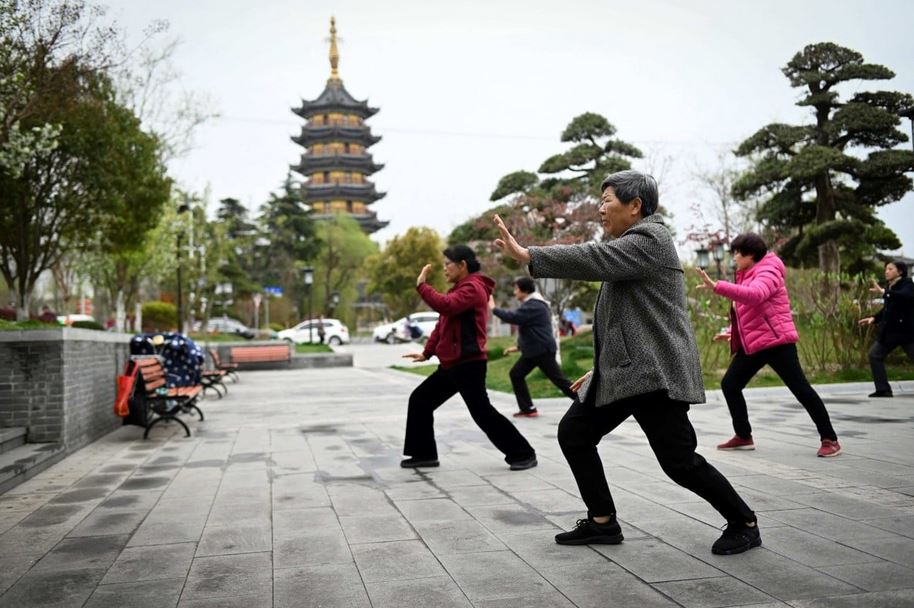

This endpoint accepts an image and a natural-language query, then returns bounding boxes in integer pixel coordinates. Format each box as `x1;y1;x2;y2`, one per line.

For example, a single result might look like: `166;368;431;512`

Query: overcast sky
106;0;914;259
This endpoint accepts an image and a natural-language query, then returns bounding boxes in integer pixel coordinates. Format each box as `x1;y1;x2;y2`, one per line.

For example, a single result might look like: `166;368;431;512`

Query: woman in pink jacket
697;233;841;458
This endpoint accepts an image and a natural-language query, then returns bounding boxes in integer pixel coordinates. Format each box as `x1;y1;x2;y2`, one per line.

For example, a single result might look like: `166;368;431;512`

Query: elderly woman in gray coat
494;170;759;556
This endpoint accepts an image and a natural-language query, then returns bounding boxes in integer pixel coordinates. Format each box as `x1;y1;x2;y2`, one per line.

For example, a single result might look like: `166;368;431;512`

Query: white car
278;318;350;345
373;312;440;344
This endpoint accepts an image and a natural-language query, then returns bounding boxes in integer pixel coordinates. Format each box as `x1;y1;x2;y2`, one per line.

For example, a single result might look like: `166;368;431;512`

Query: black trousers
869;340;914;393
403;360;536;464
721;343;837;441
558;390;755;524
510;352;577;412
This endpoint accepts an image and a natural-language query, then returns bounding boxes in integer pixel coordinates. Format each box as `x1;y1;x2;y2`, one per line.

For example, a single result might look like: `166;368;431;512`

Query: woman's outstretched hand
695;267;717;290
493;214;531;264
402;353;428;362
416;264;432;287
570;370;592;394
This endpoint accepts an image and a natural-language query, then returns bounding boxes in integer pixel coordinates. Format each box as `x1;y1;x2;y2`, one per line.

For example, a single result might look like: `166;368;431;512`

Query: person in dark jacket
489;277;576;417
859;261;914;398
400;245;538;471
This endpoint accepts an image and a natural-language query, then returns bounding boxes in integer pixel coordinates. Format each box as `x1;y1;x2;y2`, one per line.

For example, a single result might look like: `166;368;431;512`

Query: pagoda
291;17;388;234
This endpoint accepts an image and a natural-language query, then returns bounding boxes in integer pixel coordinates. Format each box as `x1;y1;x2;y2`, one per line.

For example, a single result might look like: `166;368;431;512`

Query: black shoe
868;390;893;398
712;522;761;555
555;517;624;545
400;457;439;468
509;455;538;471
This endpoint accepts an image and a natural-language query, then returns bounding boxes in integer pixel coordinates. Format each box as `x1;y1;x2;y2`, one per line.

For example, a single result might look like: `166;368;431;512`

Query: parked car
373;312;440;344
201;316;256;340
277;318;350;345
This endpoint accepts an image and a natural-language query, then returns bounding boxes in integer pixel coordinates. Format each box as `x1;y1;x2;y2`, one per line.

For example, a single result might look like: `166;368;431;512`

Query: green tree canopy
365;227;446;319
734;42;914;274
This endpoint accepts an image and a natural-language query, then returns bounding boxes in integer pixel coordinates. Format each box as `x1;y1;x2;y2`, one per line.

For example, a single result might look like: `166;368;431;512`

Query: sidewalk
0;354;912;607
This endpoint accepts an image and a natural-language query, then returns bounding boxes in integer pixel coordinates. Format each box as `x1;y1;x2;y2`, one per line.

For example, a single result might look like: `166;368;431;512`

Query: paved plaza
1;342;913;607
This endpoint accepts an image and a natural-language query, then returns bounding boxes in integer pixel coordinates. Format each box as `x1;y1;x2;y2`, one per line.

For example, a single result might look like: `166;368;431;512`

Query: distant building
290;17;388;234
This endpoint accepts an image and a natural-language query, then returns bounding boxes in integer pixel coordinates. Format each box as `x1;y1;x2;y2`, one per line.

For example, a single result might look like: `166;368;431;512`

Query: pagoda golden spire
328;16;341;82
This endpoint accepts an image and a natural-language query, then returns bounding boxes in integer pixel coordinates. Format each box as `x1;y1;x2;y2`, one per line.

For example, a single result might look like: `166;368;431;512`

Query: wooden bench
209;348;239;382
131;356;204;439
230;344;291;366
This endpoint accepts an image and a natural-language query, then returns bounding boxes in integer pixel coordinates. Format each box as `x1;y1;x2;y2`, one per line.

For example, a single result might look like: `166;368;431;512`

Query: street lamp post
175;202;191;333
330;291;340;314
713;243;726;279
695;247;710;271
303;267;314;343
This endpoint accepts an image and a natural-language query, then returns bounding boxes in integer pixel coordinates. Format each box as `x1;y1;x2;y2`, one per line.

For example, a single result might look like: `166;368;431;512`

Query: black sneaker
868;390;893;398
712;522;761;555
509;455;538;471
400;457;439;468
555;517;624;545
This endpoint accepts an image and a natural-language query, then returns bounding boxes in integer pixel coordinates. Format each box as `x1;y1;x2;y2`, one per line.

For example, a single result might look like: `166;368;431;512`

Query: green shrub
71;320;105;331
141;301;177;331
268;322;284;332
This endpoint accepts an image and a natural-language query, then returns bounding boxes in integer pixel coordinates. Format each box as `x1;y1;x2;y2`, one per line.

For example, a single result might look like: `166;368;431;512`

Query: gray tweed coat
528;214;705;407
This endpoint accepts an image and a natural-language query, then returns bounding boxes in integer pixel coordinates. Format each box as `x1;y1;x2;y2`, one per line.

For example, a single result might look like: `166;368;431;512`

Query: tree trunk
814;174;840;274
115;290;126;332
15;291;30;322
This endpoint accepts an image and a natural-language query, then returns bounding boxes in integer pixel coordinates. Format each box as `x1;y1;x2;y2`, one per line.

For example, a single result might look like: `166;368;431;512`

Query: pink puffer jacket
714;252;798;355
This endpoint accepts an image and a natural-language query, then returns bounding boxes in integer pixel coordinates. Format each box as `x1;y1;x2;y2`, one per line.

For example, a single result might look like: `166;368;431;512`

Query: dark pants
721;343;837;441
510;352;577;412
404;360;536;464
558;390;755;524
869;341;914;393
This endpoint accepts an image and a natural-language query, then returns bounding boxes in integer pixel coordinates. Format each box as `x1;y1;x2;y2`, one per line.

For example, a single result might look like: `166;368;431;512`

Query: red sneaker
717;435;755;450
513;410;539;418
817;439;841;458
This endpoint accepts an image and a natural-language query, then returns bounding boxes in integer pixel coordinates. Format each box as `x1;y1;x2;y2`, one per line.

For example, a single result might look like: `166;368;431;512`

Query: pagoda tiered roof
292;80;379;120
301;182;386;203
292;154;384;175
291;125;382;147
310;210;389;233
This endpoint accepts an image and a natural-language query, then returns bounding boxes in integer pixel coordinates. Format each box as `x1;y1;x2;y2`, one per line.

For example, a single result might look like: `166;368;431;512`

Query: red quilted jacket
417;273;495;369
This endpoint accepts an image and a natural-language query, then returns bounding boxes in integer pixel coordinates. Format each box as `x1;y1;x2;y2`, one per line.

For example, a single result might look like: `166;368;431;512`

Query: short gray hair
600;170;658;217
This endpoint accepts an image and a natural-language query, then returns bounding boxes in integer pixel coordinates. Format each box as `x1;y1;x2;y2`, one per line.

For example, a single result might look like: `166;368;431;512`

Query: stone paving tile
842;535;914;567
439;550;554;601
365;575;472;608
177;591;272;608
395;497;473;522
384;480;448;501
466;503;558;534
338;512;416;543
274;562;370;608
181;551;272;602
352;539;445;582
760;526;883;567
592;537;724;582
0;554;39;595
446;484;516;506
68;508;149;537
195;523;272;556
860;514;914;538
541;560;681;607
787;588;914;607
83;578;183;608
819;561;914;591
472;592;577;608
652;576;777;607
497;529;608;570
412;518;506;554
0;566;108;608
31;534;128;573
101;542;196;584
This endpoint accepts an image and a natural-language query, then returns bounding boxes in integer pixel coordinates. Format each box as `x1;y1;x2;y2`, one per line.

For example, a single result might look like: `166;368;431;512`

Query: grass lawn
393;332;914;397
0;320;59;330
294;343;333;354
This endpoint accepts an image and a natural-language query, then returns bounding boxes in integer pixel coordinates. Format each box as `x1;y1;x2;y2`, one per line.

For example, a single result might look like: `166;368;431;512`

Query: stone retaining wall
0;329;131;449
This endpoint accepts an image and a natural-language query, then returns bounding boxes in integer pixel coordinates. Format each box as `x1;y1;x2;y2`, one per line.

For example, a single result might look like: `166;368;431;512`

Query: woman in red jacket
401;245;538;471
697;233;840;458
